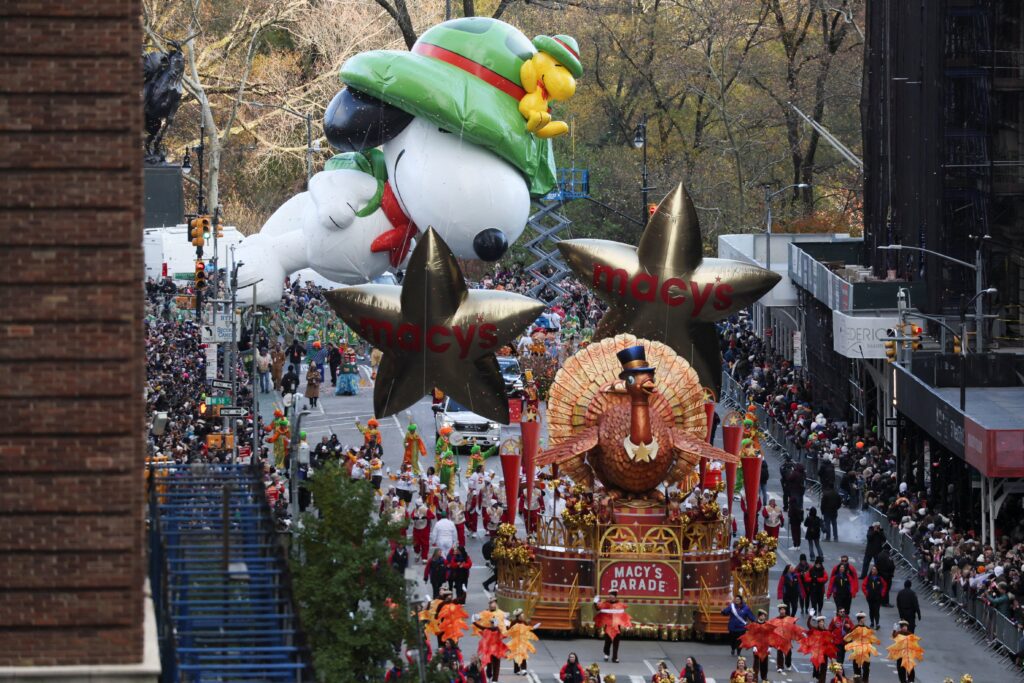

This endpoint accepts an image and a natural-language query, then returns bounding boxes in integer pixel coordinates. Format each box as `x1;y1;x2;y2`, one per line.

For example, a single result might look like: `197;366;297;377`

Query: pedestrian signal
952;335;961;355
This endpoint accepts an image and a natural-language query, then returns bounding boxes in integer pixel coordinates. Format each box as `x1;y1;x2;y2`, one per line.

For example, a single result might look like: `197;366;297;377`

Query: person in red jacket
827;563;857;615
861;565;888;629
445;545;473;604
804;556;828;613
828;608;854;674
559;652;586;682
829;555;860;587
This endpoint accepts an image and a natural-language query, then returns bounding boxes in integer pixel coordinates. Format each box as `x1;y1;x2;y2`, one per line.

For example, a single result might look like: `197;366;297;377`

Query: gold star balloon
559;183;780;392
325;228;544;422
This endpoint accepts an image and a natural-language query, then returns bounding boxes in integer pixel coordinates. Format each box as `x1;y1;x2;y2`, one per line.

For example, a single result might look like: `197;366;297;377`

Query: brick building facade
0;0;147;667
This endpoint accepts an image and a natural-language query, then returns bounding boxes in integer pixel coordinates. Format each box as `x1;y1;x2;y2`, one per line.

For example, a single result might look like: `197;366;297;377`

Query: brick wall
0;0;145;666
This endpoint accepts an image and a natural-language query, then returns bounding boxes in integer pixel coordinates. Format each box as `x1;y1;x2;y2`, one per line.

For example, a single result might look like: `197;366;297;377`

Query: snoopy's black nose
472;228;508;261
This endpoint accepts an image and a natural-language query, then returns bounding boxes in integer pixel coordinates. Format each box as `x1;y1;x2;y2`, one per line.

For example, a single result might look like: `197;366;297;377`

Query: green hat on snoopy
338;17;581;197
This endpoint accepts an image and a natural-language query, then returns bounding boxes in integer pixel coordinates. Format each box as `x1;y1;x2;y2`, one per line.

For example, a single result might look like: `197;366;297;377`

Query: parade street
261;378;1003;682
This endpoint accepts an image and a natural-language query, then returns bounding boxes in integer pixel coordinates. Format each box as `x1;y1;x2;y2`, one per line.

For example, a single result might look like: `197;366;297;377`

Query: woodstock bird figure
538;337;739;498
518;34;582;138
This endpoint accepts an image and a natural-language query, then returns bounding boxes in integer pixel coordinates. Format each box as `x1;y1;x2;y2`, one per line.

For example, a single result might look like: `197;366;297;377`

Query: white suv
432;396;502;453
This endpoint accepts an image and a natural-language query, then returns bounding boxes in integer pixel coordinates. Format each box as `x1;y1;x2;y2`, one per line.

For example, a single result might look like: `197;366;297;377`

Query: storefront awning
894;364;1024;478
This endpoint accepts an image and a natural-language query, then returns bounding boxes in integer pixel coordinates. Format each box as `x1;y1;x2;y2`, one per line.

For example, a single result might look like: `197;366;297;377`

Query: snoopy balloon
236;18;582;306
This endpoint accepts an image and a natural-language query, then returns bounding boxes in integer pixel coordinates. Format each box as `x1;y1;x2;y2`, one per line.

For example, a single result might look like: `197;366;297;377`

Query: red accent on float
500;450;522;525
370;182;418;267
742;456;763;540
721;424;742;523
413;42;527;101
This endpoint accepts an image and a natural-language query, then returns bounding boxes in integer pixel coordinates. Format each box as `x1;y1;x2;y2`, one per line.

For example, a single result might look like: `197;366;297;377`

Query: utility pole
250;283;262;462
228;246;240;461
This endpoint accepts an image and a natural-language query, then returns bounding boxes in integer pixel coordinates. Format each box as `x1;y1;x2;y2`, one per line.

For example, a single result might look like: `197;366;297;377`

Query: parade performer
403;423;427;474
447;492;467;547
395;464;415;503
722;594;755;657
828;662;847;683
594;589;630;664
485;498;503;538
438;448;457;490
355;417;381;446
828;564;856;616
844;612;878;682
777;565;804;625
678;657;706;683
524;481;544;534
436;425;453;468
466;442;497;475
445;544;472;603
738;609;773;682
437;591;470;644
335;345;359;396
410;500;434;562
505;609;539;676
828;608;854;673
465;469;483;538
419;593;445;647
804;556;828;614
886;620;923;683
522;370;540;421
769;604;805;674
729;657;749;683
264;410;291;470
799;615;837;683
561;653;587;683
652;660;677;683
473;597;508;681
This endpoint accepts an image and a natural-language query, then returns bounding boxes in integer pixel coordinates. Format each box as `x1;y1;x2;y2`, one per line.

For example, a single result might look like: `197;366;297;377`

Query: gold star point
326;228;543;422
559;183;781;392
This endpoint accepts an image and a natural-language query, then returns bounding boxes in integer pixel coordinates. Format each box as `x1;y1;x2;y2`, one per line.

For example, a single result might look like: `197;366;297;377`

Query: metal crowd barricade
866;504;1022;662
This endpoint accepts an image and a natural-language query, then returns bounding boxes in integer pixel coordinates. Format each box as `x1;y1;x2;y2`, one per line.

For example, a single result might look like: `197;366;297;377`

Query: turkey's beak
641;379;657;395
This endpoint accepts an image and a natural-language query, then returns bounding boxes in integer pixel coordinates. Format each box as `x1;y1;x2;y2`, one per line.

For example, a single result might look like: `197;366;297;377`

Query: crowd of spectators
719;312;1024;657
145;278;259;465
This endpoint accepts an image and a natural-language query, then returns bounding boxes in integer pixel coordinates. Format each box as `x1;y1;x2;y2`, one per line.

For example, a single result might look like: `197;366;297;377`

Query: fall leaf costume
886;631;923;683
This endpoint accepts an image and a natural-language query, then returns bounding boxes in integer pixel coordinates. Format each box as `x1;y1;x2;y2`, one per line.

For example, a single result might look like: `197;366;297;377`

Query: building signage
792;331;802;367
599;561;679;597
894;367;964;458
831;311;899;359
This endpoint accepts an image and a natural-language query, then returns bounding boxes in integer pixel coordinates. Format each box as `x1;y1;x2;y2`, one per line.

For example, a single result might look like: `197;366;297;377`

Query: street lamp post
878;240;989;352
761;183;808;352
959;288;998;411
763;183;810;272
632;113;650;224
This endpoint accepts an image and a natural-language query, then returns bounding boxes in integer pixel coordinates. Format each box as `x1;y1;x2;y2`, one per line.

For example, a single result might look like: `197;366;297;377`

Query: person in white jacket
431;510;459;558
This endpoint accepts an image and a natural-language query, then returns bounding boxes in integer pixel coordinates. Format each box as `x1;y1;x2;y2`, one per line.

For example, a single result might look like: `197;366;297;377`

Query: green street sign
205;396;231;406
174;272;195;280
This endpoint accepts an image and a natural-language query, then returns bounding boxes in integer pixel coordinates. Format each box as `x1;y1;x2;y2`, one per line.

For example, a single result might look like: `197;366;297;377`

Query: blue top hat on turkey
617;345;655;379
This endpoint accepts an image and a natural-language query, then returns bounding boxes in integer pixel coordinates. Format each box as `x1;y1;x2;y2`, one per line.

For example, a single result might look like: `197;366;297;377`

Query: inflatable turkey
538;335;739;497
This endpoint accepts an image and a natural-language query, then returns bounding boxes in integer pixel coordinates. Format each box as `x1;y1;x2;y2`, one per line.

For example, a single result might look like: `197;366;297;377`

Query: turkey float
537;335;739;498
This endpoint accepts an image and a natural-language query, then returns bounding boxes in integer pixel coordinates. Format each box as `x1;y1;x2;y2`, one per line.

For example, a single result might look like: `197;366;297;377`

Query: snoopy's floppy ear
324;88;413;152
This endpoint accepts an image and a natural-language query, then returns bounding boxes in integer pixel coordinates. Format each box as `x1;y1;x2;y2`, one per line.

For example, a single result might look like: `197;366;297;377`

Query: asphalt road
257;373;1013;682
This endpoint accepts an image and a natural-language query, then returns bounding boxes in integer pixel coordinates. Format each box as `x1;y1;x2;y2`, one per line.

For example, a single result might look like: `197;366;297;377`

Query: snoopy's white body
236;118;531;306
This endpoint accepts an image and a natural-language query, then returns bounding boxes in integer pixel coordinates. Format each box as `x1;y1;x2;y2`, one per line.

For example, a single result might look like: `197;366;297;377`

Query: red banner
721;424;742;521
507;398;522;423
599;561;679;597
741;456;763;540
520;420;540;510
701;401;716;485
500;450;521;525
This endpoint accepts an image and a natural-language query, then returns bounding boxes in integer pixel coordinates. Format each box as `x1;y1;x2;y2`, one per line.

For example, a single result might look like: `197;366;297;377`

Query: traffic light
194;259;206;291
911;325;923;351
648;203;658;216
199;402;208;417
190;215;211;247
953;335;962;355
216;221;224;238
884;328;897;363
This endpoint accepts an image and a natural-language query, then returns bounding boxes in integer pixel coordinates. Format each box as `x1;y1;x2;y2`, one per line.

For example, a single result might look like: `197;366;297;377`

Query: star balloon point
325;228;544;422
559;183;780;391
